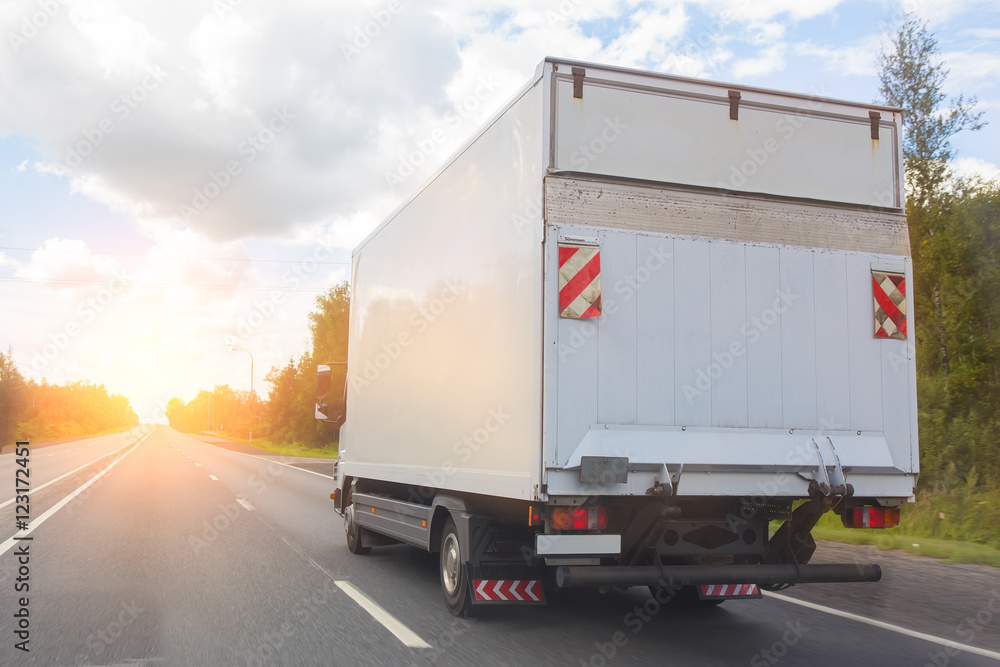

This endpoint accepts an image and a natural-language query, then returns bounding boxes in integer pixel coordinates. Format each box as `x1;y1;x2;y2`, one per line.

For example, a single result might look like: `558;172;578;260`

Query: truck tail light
551;507;607;531
847;506;899;529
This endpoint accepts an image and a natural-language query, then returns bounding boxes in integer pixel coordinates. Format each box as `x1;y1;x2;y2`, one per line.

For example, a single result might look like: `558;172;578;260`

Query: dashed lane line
334;580;432;649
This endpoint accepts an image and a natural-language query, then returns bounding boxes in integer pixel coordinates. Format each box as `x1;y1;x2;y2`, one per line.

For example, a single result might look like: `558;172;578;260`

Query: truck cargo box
340;57;916;506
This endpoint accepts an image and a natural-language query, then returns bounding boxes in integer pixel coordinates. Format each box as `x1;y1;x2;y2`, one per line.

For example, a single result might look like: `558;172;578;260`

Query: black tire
344;504;372;555
439;518;473;617
648;584;724;607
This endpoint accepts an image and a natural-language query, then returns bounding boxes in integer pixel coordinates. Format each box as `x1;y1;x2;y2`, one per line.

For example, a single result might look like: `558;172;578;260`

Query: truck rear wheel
440;518;473;617
345;504;372;555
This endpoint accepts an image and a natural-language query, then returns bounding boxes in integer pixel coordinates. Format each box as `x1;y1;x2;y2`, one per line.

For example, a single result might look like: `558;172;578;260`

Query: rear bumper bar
555;563;882;589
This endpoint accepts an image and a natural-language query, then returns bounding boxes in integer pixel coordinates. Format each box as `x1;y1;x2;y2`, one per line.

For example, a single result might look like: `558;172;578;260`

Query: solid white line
0;432;149;557
236;498;254;511
0;431;148;510
208;475;219;481
764;592;1000;660
334;580;431;649
187;434;335;480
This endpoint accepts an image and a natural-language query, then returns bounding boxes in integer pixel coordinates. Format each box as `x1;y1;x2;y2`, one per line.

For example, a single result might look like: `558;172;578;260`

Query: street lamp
228;344;254;443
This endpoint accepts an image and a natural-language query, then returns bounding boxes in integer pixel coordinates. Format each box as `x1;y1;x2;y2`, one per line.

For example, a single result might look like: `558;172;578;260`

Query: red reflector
849;506;899;529
528;506;542;526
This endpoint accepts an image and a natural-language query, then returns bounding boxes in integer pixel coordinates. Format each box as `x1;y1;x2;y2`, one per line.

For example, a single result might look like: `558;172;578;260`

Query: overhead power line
0;276;332;292
0;246;350;266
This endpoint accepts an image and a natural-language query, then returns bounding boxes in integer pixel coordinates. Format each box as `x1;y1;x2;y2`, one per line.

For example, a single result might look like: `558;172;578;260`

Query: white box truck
317;57;917;616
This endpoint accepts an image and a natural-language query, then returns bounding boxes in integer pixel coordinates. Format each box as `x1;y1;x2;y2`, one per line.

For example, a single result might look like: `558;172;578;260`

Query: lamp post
228;344;254;443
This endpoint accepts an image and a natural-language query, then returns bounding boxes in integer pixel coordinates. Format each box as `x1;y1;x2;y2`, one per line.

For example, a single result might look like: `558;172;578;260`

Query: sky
1;0;998;424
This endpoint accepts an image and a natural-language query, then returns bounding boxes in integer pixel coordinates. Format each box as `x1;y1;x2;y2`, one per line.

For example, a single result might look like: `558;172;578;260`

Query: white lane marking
236;498;254;511
208;475;219;481
0;432;150;556
189;437;335;480
334;581;431;649
0;434;146;510
764;592;1000;661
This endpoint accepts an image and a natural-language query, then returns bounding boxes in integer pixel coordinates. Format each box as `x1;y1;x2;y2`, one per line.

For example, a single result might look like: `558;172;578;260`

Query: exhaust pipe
555;563;882;589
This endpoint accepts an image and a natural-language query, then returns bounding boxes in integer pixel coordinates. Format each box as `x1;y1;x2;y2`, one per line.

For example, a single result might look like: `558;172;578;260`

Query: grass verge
215;434;338;459
813;515;1000;567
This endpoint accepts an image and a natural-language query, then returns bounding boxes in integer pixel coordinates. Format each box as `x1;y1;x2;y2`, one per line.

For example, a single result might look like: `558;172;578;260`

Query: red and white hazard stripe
473;579;542;602
698;584;761;599
558;244;601;319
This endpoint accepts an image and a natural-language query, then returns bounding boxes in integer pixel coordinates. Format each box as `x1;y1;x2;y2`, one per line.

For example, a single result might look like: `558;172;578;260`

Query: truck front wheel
345;504;372;555
440;518;473;617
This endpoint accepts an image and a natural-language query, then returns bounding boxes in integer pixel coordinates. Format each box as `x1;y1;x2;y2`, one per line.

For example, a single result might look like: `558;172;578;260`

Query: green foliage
165;282;350;450
878;15;985;210
0;347;28;446
0;348;138;448
879;19;998;491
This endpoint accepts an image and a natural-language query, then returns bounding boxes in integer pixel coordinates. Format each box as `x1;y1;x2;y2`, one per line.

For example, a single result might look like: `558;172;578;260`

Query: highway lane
0;427;150;507
1;424;998;666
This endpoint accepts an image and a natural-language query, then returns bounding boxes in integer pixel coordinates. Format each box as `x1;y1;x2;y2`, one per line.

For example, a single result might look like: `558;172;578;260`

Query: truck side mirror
315;363;347;425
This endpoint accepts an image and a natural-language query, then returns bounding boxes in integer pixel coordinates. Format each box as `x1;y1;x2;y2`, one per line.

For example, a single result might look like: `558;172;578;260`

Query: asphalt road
1;425;999;666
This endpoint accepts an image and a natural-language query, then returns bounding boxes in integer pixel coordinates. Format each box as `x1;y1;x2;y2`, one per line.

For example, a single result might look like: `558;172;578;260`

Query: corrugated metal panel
779;250;818;429
814;253;852;430
745;246;784;428
673;239;713;426
635;236;675;425
710;243;748;428
544;177;909;256
597;231;637;424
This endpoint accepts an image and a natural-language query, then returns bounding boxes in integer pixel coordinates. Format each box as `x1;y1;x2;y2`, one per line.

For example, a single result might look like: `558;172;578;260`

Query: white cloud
952;156;1000;182
793;35;882;77
940;50;1000;95
731;42;788;78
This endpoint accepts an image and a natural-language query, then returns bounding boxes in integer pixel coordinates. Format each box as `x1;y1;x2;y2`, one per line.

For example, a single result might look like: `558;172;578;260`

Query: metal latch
798;437;848;496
